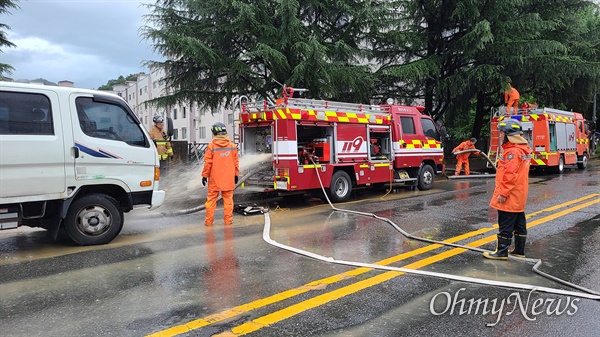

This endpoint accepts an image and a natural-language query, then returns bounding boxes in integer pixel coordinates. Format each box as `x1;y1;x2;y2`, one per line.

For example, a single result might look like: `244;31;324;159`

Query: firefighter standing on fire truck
504;82;520;115
484;119;532;260
452;138;479;176
202;122;240;226
149;115;173;172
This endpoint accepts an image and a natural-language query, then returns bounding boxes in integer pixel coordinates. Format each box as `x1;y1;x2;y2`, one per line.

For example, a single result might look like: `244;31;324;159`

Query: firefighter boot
483;235;512;260
509;233;527;258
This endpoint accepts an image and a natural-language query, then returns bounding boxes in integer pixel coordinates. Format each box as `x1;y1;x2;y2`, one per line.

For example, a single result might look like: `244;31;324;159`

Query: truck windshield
421;118;441;141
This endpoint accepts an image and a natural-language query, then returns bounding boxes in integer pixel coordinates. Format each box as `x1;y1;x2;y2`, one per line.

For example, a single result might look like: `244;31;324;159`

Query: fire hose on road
262;157;600;301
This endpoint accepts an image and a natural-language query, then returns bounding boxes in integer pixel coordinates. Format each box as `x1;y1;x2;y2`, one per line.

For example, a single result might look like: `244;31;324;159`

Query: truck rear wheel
577;153;588;170
64;194;123;245
417;164;434;191
555;155;565;174
327;170;352;202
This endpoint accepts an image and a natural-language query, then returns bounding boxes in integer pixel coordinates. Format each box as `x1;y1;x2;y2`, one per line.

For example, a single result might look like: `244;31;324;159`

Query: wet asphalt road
0;160;599;337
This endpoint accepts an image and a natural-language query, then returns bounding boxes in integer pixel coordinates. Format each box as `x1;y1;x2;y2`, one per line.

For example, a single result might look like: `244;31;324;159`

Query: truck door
549;123;557;151
0;89;66;198
69;94;152;186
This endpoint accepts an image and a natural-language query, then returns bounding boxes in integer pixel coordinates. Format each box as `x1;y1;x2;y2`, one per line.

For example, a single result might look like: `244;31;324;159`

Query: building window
173;108;178;120
199;126;206;139
182;127;187;140
228;113;234;124
173;128;179;140
139;88;142;95
183;107;186;119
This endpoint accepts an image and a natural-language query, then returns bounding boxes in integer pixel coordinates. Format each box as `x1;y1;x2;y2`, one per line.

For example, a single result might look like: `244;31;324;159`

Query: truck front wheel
64;194;123;245
327;170;352;203
417;164;435;191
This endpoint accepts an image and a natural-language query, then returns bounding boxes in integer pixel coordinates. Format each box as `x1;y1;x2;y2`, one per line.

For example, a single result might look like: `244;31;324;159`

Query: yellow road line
225;197;599;336
147;194;599;337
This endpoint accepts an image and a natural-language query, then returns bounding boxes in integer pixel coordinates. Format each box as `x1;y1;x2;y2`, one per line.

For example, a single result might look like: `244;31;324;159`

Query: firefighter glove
202;177;207;186
235;176;239;184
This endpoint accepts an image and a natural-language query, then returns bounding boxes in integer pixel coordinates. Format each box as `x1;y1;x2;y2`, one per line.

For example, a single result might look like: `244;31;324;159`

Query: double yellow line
148;194;599;337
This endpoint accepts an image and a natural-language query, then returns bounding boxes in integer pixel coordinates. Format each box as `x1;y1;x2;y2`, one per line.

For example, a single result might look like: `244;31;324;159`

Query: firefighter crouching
149;115;173;172
483;119;532;260
202;122;240;226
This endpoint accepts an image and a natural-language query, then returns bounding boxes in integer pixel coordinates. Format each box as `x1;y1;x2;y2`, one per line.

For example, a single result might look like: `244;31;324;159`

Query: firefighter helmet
153;115;164;123
211;122;227;135
497;119;523;135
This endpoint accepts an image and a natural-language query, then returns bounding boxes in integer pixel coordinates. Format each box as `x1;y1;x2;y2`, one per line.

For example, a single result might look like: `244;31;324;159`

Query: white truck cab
0;82;165;245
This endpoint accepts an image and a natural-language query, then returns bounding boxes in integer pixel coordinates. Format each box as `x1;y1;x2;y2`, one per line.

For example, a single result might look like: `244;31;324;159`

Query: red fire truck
238;94;445;202
488;107;590;173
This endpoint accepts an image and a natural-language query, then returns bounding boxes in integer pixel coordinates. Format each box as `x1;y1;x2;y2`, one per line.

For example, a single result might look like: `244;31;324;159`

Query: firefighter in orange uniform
504;82;520;115
484;119;532;260
149;115;173;172
202;122;239;226
452;138;479;175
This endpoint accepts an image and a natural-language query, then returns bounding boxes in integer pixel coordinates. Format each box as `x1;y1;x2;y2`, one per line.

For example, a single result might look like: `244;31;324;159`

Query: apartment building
113;67;239;144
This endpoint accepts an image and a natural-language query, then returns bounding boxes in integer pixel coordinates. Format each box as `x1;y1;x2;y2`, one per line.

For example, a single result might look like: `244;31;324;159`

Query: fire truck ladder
244;97;391;117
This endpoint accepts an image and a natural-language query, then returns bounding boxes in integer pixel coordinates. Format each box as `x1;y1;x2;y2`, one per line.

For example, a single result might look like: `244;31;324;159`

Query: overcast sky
2;0;160;89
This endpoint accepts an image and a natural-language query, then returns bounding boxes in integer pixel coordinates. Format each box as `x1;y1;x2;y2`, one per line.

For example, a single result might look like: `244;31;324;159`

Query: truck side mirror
166;116;174;137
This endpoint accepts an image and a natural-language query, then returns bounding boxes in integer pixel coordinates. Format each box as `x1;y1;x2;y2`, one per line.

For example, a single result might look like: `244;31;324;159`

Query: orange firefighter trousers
204;189;234;226
506;99;519;115
455;158;470;175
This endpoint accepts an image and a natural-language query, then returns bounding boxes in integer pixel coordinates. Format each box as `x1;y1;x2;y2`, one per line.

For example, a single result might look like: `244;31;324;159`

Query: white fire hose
261;157;600;300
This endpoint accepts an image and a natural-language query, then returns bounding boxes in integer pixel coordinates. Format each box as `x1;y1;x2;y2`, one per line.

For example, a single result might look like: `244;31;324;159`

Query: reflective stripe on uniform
212;147;236;152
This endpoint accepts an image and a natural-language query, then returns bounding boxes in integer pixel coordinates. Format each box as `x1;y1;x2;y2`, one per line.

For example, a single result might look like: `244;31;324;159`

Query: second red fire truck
238;92;445;202
488;107;590;173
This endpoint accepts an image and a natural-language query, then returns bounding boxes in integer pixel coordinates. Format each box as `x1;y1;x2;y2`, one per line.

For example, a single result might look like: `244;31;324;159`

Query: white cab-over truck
0;82;165;245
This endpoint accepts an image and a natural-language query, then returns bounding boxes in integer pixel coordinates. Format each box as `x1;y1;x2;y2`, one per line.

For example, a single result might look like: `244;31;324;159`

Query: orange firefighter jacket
202;135;240;191
504;87;520;104
149;125;173;160
453;140;476;161
489;140;532;212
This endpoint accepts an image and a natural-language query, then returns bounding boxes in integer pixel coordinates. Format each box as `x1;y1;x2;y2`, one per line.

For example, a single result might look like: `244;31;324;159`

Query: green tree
141;0;386;108
97;74;142;90
377;0;600;139
0;0;19;76
141;0;600;137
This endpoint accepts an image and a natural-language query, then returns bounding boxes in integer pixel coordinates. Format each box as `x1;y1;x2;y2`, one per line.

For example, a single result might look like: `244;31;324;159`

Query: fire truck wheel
327;170;352;203
64;194;124;246
417;164;435;191
577;153;588;170
555;155;565;174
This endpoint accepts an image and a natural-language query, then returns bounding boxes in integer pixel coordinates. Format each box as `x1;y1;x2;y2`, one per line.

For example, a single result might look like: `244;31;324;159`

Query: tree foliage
0;0;19;76
97;74;141;90
142;0;600;135
142;0;388;108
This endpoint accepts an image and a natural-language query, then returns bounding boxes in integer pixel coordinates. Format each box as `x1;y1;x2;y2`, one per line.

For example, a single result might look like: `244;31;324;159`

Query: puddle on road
528;214;600;285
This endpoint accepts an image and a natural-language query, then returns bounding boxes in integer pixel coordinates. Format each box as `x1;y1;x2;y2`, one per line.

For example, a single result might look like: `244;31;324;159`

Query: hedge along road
147;193;600;337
